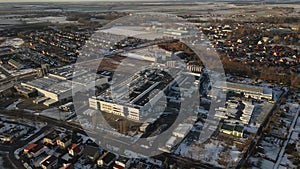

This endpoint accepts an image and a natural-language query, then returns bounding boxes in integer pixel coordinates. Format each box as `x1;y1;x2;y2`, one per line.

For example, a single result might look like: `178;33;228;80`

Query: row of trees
256;16;300;24
222;56;299;88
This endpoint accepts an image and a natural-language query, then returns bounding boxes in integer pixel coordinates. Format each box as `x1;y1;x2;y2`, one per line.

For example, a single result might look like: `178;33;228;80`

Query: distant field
0;1;299;14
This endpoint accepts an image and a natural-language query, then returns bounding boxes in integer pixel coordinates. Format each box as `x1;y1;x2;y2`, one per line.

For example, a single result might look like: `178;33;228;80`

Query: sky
0;0;178;2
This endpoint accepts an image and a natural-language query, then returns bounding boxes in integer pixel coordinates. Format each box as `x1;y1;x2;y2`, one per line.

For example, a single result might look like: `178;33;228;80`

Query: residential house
220;123;244;138
39;155;58;169
233;125;244;138
57;134;72;149
68;143;84;157
220;124;234;135
132;162;152;169
83;145;100;162
43;130;60;146
59;163;74;169
0;128;27;142
24;144;46;158
113;157;130;169
97;151;116;168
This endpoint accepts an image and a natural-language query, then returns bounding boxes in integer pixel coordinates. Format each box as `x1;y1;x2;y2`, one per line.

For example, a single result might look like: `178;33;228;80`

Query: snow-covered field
175;139;242;168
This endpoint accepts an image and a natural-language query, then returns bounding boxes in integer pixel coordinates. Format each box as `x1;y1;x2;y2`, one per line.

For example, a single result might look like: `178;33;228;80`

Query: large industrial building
121;45;172;62
89;68;179;121
214;81;273;100
21;66;108;104
48;65;88;80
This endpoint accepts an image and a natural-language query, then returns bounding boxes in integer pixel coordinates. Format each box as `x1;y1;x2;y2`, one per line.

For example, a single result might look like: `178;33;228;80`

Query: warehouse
214;81;273;100
172;123;193;138
121;45;172;62
21;76;79;102
89;68;176;121
21;72;108;103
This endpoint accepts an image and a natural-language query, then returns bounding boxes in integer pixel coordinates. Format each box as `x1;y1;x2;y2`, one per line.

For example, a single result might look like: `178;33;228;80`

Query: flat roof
22;76;80;95
234;125;244;132
72;73;107;86
215;81;272;95
173;123;193;136
49;65;88;80
83;145;99;156
221;124;235;131
166;136;177;146
124;45;171;59
98;68;175;108
24;76;72;94
99;26;148;37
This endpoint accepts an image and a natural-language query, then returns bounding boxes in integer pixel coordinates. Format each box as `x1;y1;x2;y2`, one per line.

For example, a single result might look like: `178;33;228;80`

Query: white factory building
121;45;172;62
214;81;273;100
21;66;108;105
88;68;178;122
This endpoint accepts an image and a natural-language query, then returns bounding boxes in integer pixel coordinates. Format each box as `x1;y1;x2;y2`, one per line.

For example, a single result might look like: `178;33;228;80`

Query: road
273;106;300;169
